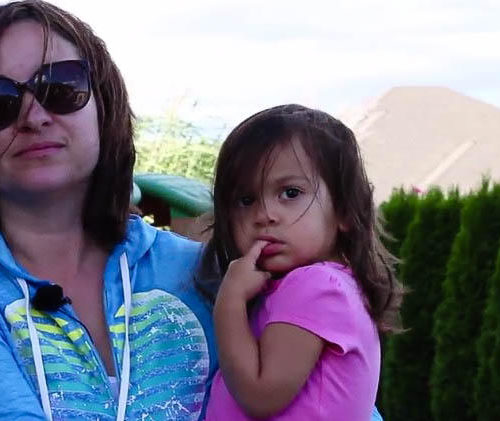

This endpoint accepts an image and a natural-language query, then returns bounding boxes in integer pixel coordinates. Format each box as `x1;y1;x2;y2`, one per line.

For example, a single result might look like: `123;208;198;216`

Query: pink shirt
205;262;380;421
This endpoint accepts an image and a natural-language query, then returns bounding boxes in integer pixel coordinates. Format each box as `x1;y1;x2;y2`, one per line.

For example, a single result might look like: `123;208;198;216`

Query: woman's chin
1;173;89;197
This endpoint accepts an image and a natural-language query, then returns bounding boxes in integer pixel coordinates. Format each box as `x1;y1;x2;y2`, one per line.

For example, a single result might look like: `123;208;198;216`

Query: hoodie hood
110;215;157;267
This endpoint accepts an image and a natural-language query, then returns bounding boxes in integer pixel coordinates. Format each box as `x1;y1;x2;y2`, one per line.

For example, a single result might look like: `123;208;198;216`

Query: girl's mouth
260;242;283;257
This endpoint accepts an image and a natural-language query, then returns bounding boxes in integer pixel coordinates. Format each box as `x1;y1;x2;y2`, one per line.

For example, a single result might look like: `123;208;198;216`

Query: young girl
201;104;403;420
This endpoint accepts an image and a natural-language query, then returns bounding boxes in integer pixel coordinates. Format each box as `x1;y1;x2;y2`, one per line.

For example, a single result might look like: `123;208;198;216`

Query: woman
0;1;216;420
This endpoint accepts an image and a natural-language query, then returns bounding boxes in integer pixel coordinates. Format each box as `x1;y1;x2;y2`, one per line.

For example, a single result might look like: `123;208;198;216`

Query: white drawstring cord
117;253;131;421
17;278;53;421
17;252;132;421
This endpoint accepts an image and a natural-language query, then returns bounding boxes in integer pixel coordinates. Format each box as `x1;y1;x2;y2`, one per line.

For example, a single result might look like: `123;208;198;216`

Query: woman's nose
16;92;54;132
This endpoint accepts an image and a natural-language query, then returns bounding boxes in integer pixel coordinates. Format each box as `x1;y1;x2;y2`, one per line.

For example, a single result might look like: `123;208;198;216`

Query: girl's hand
218;240;271;302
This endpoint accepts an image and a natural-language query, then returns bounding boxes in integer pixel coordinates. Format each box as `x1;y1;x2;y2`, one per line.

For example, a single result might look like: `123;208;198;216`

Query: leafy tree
134;111;222;185
382;188;462;421
431;181;500;421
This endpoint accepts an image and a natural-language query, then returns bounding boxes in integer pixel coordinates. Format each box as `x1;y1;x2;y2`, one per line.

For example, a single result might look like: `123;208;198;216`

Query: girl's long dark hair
198;104;404;333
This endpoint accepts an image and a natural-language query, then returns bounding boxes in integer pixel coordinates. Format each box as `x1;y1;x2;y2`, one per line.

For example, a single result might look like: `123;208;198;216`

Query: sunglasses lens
0;60;90;130
38;60;91;115
0;78;21;130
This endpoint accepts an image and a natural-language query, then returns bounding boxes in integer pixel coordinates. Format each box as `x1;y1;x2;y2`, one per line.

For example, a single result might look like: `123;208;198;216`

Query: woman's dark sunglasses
0;59;91;131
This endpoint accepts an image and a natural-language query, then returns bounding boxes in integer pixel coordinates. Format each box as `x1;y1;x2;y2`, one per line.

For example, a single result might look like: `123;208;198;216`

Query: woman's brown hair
0;0;135;249
199;104;404;333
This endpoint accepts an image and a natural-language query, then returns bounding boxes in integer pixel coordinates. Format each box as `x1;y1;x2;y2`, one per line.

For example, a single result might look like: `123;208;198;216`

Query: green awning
133;173;213;218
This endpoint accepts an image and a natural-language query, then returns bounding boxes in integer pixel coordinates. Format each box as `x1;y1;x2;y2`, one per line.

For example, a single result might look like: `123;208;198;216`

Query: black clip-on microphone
32;284;72;312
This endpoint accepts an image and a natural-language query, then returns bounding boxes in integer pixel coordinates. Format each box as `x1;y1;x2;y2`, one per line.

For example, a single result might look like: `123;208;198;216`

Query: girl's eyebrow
236;175;312;195
270;175;311;185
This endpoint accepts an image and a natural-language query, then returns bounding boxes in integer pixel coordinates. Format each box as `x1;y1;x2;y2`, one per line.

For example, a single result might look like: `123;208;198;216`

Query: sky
27;1;500;136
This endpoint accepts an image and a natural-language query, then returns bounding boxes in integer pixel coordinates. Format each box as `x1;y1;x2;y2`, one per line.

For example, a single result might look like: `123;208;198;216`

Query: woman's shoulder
124;215;203;255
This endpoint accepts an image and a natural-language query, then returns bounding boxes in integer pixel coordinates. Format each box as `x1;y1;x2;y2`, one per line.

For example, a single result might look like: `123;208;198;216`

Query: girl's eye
280;187;302;199
237;195;255;207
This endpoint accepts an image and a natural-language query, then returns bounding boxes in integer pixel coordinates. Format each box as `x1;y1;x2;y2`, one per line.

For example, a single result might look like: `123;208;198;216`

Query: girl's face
0;20;100;199
231;137;342;275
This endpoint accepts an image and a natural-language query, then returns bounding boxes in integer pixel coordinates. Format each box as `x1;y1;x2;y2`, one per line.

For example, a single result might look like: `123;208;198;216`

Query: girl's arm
214;241;323;418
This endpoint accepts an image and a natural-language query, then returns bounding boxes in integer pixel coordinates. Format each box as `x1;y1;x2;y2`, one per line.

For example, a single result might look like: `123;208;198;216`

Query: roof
133;173;213;218
340;87;500;202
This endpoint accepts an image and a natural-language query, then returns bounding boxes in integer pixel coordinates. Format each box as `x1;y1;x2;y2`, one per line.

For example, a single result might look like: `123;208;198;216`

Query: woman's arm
214;241;323;418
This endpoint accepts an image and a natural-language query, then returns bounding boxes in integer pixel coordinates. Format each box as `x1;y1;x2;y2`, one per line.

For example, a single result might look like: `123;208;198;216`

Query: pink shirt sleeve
262;263;365;354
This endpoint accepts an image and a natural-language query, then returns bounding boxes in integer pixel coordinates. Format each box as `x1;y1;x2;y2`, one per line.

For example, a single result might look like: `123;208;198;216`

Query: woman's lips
14;142;64;158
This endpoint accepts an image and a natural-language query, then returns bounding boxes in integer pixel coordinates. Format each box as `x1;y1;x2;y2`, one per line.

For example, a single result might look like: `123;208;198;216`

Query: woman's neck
0;191;102;288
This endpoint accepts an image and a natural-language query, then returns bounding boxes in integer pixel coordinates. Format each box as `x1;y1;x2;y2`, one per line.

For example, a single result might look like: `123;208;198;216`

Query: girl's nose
254;200;278;225
16;92;54;132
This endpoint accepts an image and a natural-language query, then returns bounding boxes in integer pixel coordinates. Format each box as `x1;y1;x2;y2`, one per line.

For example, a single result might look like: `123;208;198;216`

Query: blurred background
48;0;500;201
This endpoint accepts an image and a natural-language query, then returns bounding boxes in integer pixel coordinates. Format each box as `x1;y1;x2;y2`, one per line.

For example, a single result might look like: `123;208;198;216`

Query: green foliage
377;188;419;414
382;188;462;421
379;188;419;260
431;181;500;421
134;112;221;185
474;246;500;419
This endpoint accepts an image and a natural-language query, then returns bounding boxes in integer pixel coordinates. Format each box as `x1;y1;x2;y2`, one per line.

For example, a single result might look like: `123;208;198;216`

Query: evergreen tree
377;188;419;415
431;181;500;421
382;188;462;421
474;246;500;419
379;188;419;259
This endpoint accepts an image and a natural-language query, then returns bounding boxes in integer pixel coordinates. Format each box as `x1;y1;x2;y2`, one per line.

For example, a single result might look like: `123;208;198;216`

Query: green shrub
431;181;500;421
377;188;419;414
474;245;500;419
382;188;462;421
379;188;419;260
